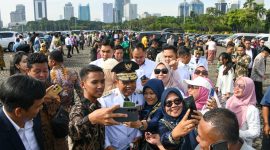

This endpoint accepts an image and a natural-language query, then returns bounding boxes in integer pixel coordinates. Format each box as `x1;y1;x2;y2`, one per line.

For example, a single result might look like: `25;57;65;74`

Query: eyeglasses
188;85;200;89
154;68;168;74
165;98;182;107
194;70;208;76
234;83;245;90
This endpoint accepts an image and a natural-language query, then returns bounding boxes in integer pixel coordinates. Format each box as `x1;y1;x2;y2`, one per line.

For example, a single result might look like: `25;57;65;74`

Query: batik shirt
69;97;105;150
235;54;251;79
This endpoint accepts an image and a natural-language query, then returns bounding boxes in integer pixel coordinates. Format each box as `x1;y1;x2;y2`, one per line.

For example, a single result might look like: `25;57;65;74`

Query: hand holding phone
47;84;63;96
210;141;228;150
113;107;139;122
183;96;197;119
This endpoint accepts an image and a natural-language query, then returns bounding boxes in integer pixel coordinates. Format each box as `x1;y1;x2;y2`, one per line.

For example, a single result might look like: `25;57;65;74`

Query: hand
123;120;141;128
44;85;60;103
105;146;116;150
206;98;218;110
145;132;162;146
232;58;237;63
88;105;127;126
171;109;200;140
263;124;270;137
169;60;178;70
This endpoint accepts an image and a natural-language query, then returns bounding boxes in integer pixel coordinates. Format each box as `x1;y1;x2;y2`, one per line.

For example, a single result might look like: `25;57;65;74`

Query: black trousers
254;81;263;104
248;68;252;77
66;45;72;57
262;135;270;150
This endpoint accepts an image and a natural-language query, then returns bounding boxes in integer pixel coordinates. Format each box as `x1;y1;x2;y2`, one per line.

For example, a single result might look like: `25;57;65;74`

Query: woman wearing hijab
151;62;184;94
226;77;260;146
261;86;270;150
158;88;201;150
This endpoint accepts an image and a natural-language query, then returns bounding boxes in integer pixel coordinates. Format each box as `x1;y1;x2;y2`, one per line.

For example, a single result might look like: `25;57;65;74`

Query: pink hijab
226;77;256;128
196;86;209;110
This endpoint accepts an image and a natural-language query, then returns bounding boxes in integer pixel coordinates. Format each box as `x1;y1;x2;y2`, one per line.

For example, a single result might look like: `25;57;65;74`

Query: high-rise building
64;2;74;20
140;12;151;19
229;0;240;11
103;3;113;23
34;0;47;21
189;0;204;15
215;0;227;14
114;0;124;23
0;11;3;28
178;1;190;17
124;0;130;5
123;3;137;21
10;4;26;25
78;4;90;21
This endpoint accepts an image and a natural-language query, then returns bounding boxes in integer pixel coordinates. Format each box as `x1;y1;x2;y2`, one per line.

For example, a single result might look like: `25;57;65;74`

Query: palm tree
254;4;267;18
243;0;256;9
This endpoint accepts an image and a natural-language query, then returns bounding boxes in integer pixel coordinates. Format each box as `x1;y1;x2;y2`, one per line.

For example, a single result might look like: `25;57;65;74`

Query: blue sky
0;0;269;27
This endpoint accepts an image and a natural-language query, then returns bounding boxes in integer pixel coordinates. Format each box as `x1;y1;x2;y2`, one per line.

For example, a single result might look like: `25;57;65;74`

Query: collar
3;107;34;131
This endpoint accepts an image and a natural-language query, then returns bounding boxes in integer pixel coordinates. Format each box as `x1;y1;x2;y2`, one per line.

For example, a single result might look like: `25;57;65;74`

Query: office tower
64;2;74;20
124;0;130;5
78;4;90;21
34;0;47;21
123;3;137;21
215;0;227;14
103;3;113;23
114;0;124;23
178;1;190;17
0;11;3;28
189;0;204;15
10;4;26;24
229;0;240;11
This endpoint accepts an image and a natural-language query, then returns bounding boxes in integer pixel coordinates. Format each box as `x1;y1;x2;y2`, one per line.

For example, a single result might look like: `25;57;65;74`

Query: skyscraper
189;0;204;15
178;1;190;17
78;4;91;21
34;0;47;21
123;3;137;21
0;11;3;28
229;0;240;11
114;0;124;23
10;4;26;24
64;2;74;20
103;3;113;23
215;0;227;14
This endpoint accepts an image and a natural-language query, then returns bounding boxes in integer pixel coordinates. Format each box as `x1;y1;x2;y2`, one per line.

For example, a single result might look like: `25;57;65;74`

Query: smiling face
154;64;169;82
117;80;136;97
15;55;28;74
143;88;158;105
233;79;245;98
165;92;183;118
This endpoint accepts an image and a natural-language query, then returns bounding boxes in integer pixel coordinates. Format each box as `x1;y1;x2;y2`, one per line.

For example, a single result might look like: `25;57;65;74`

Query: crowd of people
0;30;270;150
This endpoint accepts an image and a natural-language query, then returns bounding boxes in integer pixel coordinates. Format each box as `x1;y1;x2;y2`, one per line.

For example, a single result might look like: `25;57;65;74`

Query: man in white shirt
65;34;72;58
132;43;156;93
90;40;114;68
190;47;208;71
166;35;175;46
195;108;255;150
244;39;258;77
178;46;196;80
0;75;45;150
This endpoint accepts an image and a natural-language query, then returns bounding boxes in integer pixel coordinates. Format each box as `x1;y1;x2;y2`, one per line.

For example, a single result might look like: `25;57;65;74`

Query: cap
103;58;119;70
184;76;212;90
111;61;139;81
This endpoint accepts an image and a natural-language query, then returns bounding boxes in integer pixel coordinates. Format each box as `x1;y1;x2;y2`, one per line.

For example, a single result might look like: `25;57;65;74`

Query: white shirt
167;38;174;46
133;59;156;93
216;65;234;95
3;108;39;150
245;49;253;68
206;41;217;51
65;37;72;46
190;56;208;71
98;88;144;149
90;58;106;68
239;105;260;146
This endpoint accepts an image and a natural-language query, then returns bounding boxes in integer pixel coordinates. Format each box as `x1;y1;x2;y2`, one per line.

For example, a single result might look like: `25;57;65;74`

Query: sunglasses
188;85;200;89
165;98;182;107
194;69;208;76
234;83;245;90
154;68;168;74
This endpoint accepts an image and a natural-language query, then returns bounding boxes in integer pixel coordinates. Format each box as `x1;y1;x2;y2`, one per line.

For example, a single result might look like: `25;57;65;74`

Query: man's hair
27;53;48;69
162;44;177;54
227;43;235;49
48;50;64;63
114;45;124;51
101;39;114;48
203;108;239;144
133;43;145;52
0;75;45;112
244;39;251;43
177;46;191;56
237;43;246;50
80;65;104;81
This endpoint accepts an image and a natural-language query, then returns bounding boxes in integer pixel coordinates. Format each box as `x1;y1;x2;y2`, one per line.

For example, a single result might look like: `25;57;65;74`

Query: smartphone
47;84;63;96
210;141;228;150
208;88;215;99
113;107;139;122
183;96;197;119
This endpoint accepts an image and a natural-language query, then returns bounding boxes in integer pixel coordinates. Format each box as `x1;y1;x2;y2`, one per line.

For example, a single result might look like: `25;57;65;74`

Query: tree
243;0;256;9
254;4;266;18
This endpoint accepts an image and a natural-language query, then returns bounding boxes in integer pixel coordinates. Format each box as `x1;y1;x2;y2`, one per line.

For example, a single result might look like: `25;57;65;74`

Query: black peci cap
111;61;139;81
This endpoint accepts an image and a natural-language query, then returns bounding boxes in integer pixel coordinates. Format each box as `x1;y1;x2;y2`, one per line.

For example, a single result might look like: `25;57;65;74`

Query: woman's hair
219;52;233;75
10;51;28;76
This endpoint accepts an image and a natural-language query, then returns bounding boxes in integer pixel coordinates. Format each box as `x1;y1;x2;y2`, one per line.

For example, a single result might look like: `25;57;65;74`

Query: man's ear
80;80;85;89
14;107;23;118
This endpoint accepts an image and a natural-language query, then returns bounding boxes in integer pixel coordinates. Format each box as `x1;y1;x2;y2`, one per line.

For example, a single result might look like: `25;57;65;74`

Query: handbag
51;106;69;138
